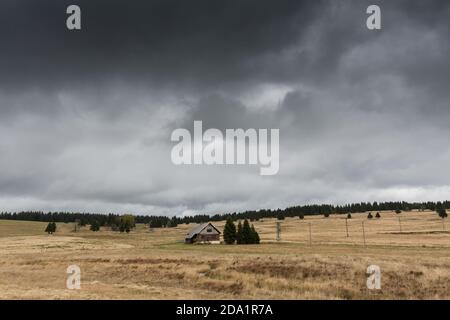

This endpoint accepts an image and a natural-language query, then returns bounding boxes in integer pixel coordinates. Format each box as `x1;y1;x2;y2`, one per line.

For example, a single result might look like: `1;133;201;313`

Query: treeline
218;201;449;222
0;201;449;227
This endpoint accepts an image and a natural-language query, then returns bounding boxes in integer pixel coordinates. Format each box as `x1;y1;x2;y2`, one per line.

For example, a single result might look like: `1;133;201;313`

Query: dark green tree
375;212;381;219
45;222;51;234
251;224;260;244
149;219;164;228
90;220;100;231
170;217;178;227
241;219;253;244
45;222;56;234
236;221;243;244
347;213;352;219
223;218;237;244
367;212;373;219
436;203;448;219
395;209;402;214
119;215;135;233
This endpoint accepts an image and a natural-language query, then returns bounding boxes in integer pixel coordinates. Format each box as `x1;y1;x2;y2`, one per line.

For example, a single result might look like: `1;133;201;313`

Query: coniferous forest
0;201;448;228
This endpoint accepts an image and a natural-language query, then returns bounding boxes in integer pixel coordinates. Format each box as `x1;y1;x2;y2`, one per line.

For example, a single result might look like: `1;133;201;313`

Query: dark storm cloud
0;0;325;90
1;0;448;93
1;0;450;214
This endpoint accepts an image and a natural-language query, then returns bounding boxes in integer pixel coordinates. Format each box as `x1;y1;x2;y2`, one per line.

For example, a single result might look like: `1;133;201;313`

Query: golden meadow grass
1;210;450;299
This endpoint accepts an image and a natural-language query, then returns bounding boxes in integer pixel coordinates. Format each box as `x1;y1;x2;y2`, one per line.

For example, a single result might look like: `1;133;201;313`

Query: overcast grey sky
1;0;449;216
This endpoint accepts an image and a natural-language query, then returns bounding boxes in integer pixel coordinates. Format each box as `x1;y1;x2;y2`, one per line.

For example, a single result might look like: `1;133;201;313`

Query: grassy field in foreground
0;210;450;299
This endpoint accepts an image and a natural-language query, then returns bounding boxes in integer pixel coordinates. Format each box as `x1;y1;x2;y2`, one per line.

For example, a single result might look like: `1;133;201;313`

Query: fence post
362;221;366;247
276;221;281;241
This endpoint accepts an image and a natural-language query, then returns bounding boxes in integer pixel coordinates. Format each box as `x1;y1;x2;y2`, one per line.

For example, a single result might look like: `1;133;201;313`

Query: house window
207;228;212;233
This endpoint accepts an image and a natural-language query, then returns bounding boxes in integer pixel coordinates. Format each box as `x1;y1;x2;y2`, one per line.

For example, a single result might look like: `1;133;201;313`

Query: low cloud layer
1;0;449;215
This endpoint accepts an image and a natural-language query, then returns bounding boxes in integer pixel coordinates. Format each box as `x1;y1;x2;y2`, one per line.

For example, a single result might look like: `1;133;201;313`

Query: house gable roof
185;222;221;239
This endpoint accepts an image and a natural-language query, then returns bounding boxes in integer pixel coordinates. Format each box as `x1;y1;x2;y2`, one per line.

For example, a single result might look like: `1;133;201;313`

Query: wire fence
260;212;450;247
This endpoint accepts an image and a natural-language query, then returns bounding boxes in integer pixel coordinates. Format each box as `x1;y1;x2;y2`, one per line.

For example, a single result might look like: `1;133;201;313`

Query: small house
185;222;221;244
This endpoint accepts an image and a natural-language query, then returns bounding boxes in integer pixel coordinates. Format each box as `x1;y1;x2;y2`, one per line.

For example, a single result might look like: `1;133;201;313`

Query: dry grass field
1;210;450;300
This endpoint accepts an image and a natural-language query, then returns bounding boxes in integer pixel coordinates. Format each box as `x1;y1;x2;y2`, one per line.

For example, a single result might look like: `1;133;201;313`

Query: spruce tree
436;204;448;219
242;219;252;244
367;212;373;219
223;218;237;244
236;221;243;244
90;220;100;231
45;222;56;234
251;225;260;244
347;213;352;219
375;212;381;219
170;217;178;227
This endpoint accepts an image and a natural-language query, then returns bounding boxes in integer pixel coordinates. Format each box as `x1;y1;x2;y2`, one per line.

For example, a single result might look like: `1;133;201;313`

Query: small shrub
90;220;100;231
437;206;448;219
45;222;56;234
